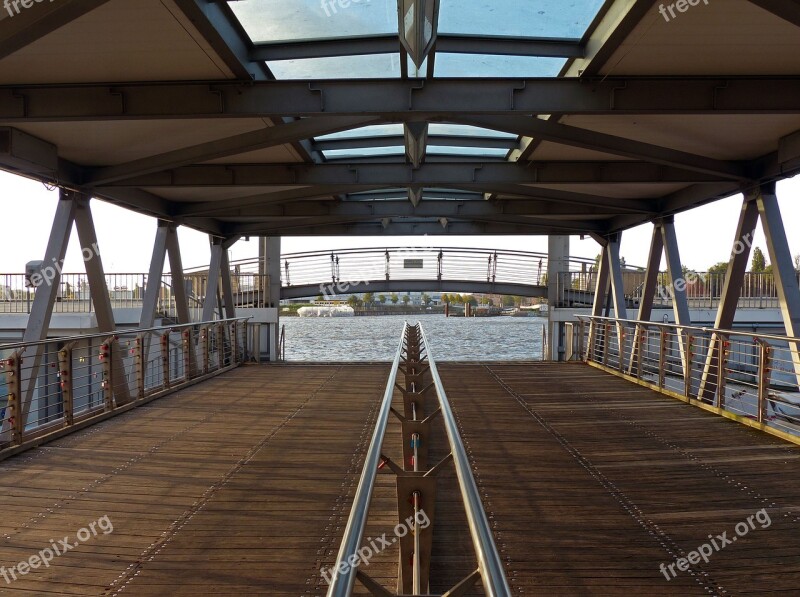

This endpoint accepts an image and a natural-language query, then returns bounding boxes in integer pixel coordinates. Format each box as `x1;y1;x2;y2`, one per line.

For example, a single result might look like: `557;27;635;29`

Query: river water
281;314;545;362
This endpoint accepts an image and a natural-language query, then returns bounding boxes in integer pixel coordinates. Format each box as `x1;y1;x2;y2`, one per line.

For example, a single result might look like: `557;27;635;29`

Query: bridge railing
328;322;510;596
0;273;206;316
0;317;249;459
575;315;800;443
558;271;800;309
216;247;594;293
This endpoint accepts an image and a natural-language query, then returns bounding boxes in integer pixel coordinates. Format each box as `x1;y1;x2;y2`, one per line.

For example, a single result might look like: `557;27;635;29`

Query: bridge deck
0;364;797;595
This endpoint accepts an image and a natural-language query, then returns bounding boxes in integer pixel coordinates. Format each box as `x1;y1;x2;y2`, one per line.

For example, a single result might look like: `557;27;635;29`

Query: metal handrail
328;322;408;596
327;323;510;596
580;314;800;345
0;317;248;351
419;324;512;597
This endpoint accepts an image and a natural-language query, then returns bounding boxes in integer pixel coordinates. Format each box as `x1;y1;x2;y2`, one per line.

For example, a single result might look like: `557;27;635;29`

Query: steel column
140;221;169;328
757;184;800;387
698;196;759;401
588;241;610;361
165;225;191;324
661;219;691;369
628;224;664;375
74;197;132;405
202;238;225;323
606;235;628;361
16;192;76;428
220;241;237;319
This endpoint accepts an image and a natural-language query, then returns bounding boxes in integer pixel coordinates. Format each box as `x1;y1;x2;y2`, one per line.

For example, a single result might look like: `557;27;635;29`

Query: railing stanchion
161;331;171;389
757;339;772;423
683;331;694;398
135;334;146;400
714;333;726;408
658;328;667;389
58;343;75;427
6;350;23;445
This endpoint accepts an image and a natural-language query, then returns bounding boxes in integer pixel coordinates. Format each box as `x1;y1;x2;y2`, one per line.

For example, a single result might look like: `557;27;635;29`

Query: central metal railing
574;315;800;443
327;322;511;596
0;318;249;458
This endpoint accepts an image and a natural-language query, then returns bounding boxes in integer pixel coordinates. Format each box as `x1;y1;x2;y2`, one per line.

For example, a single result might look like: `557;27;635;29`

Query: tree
468;295;478;306
441;293;449;304
390;293;399;305
487;298;494;307
402;294;410;305
454;293;464;304
421;293;431;305
501;295;515;307
347;294;360;308
751;247;767;273
708;262;728;274
363;292;374;307
315;294;324;302
378;294;387;304
707;262;728;298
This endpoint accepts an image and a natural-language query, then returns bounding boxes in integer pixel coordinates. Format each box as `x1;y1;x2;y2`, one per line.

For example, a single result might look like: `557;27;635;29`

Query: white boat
297;305;355;318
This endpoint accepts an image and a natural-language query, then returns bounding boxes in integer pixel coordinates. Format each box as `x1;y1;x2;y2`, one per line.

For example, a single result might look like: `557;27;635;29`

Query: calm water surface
281;314;545;362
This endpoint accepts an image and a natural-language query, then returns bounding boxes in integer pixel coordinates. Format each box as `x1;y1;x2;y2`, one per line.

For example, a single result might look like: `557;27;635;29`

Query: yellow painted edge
585;361;800;448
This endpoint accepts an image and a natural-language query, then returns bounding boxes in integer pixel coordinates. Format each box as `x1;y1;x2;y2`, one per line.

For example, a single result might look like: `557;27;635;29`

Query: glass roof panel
267;53;402;79
228;0;396;43
433;54;567;78
428;124;517;139
438;0;607;39
427;146;509;158
316;124;405;141
323;147;406;159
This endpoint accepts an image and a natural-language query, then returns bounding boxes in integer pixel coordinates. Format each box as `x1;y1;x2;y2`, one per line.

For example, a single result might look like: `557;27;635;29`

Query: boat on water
297;305;355;318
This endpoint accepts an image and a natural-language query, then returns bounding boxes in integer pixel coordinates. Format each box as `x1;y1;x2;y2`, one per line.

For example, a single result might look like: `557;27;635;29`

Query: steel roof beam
0;0;112;60
170;185;393;217
451;115;747;179
85;116;381;186
449;183;657;214
3;78;800;121
250;34;584;61
172;0;271;81
313;135;517;151
747;0;800;28
222;219;601;237
100;161;727;188
207;199;628;218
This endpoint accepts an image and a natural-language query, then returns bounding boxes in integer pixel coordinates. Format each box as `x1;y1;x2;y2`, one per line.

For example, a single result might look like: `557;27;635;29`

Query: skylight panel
229;0;397;43
323;147;406;159
438;0;606;39
316;124;405;141
267;53;402;79
427;146;509;158
433;54;567;77
428;124;517;139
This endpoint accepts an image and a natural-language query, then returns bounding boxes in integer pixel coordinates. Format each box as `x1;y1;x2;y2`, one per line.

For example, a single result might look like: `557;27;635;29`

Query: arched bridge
221;247;596;302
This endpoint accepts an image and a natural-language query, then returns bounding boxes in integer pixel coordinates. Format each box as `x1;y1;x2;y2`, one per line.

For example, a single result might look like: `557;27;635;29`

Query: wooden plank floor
0;362;798;596
0;365;389;596
440;362;800;596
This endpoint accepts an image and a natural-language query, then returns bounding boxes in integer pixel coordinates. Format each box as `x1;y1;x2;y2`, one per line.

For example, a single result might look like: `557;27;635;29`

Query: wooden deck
0;363;797;596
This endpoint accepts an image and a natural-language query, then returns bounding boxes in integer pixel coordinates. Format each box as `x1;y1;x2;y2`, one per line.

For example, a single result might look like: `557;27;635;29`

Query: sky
0;169;798;274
